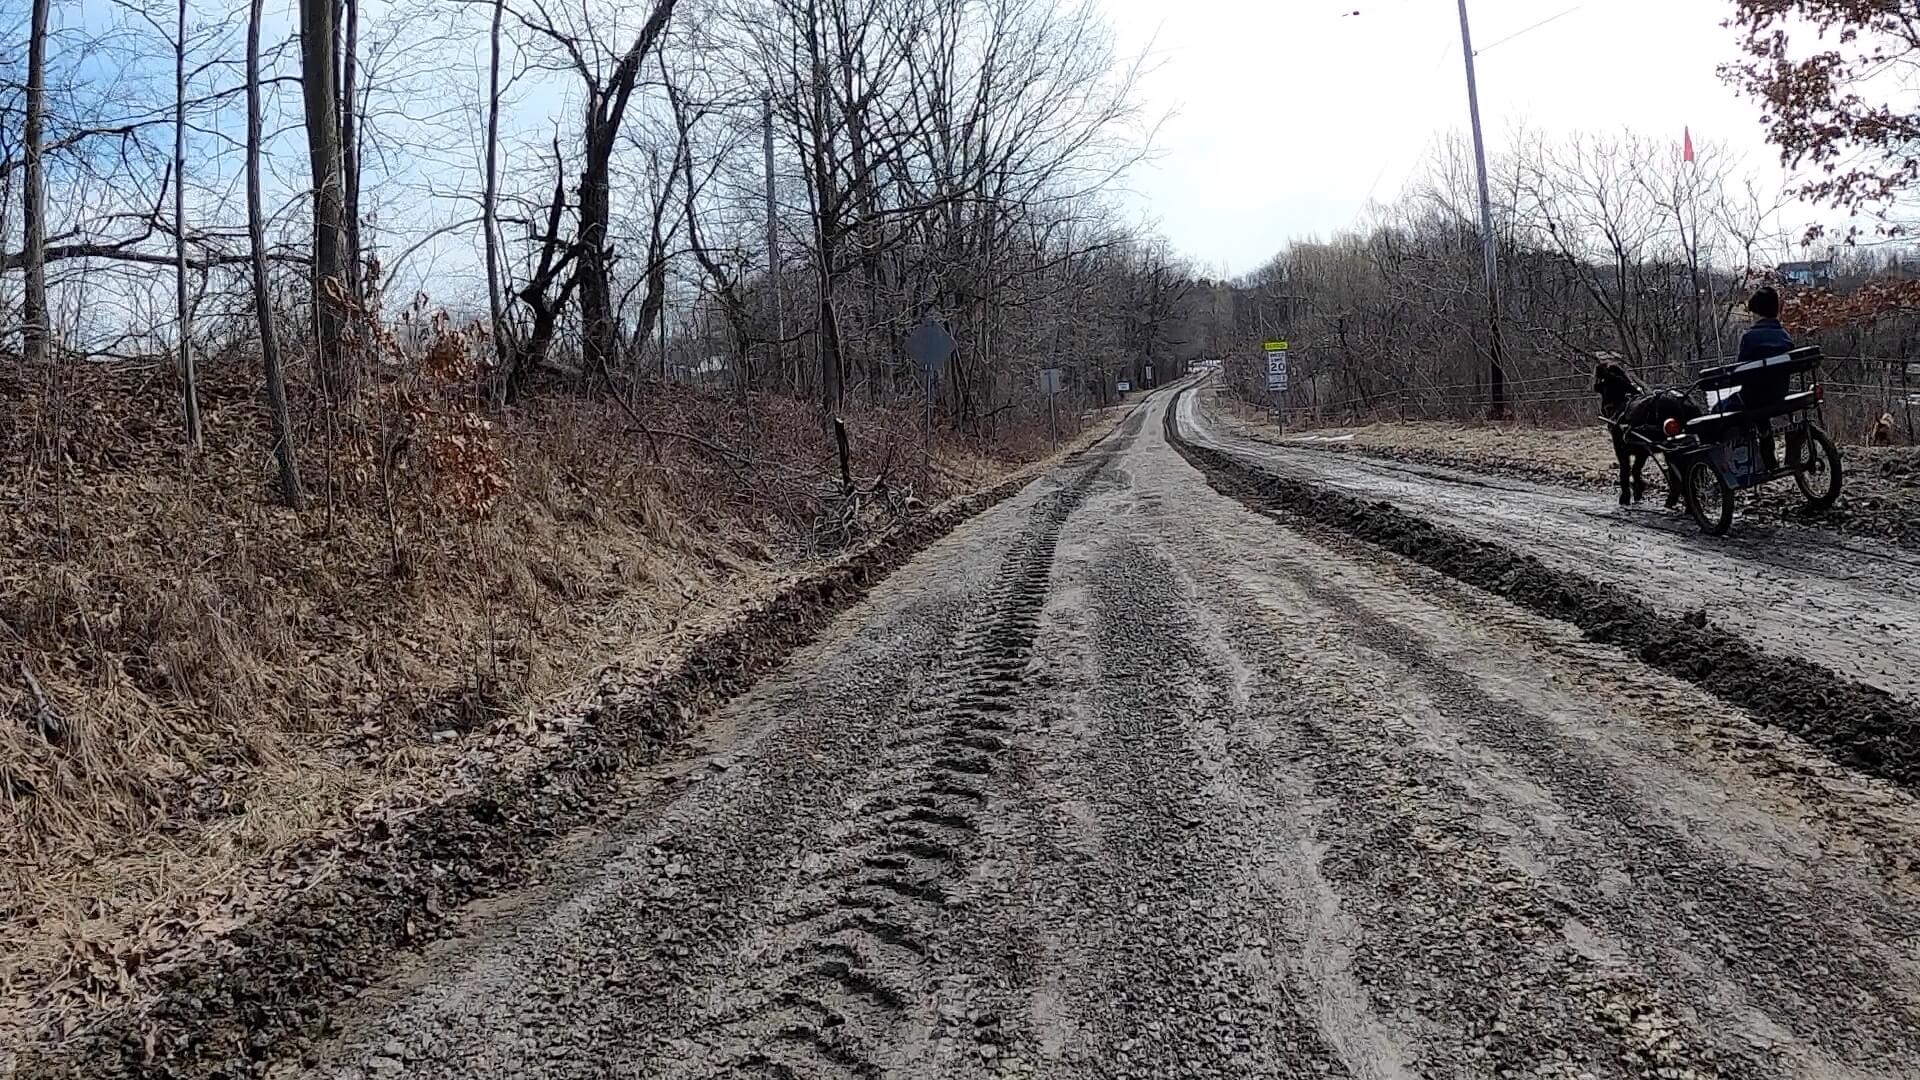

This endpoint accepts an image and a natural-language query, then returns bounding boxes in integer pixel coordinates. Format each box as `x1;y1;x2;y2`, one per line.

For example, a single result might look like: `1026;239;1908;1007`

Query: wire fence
1257;355;1919;446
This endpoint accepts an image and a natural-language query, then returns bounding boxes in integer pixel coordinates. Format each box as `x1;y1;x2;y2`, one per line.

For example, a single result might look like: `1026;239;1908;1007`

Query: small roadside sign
1265;341;1290;392
906;316;956;471
1039;368;1065;395
905;316;956;373
1117;379;1132;393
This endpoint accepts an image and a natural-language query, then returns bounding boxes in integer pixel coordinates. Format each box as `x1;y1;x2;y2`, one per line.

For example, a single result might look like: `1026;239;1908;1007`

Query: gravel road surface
1181;388;1920;705
292;390;1920;1080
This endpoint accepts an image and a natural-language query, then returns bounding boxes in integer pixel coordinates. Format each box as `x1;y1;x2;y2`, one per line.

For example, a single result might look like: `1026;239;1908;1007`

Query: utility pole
1455;0;1508;419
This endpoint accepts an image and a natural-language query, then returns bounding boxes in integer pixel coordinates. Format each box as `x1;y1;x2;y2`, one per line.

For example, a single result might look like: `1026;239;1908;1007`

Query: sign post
1264;341;1290;434
1039;368;1065;446
906;317;958;473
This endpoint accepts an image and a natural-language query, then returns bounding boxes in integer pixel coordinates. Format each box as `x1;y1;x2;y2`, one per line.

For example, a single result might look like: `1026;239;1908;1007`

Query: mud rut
675;458;1109;1079
279;392;1920;1080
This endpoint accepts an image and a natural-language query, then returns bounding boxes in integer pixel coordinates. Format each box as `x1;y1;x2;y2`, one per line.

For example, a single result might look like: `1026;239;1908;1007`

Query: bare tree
300;0;351;396
255;0;303;506
505;0;678;387
175;0;202;448
22;0;51;365
338;0;363;296
483;0;507;375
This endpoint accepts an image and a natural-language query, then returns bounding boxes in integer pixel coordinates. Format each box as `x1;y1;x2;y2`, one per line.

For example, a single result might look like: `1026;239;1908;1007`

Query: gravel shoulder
263;388;1920;1080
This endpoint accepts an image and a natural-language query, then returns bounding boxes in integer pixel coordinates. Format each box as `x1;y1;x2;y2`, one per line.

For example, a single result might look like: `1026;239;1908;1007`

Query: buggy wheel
1792;424;1844;512
1687;460;1733;536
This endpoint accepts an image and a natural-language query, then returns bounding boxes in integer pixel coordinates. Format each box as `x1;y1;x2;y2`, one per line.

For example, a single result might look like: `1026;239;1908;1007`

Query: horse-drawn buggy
1597;346;1844;536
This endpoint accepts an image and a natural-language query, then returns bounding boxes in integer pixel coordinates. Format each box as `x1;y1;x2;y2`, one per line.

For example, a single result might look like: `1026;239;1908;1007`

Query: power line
1363;36;1457;206
1475;4;1585;56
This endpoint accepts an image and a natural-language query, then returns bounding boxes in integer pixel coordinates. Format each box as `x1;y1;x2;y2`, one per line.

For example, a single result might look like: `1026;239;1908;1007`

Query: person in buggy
1736;287;1794;371
1725;286;1798;469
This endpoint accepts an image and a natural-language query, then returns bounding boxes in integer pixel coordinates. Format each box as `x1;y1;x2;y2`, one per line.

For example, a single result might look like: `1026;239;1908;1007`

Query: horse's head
1594;360;1639;415
1593;360;1628;393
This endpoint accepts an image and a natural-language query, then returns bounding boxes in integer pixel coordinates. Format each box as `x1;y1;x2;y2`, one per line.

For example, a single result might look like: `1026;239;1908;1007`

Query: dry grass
1213;395;1620;486
0;355;1069;1042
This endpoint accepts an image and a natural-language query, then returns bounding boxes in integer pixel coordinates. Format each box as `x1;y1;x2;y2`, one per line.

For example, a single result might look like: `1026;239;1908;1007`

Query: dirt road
1182;389;1920;706
295;389;1920;1080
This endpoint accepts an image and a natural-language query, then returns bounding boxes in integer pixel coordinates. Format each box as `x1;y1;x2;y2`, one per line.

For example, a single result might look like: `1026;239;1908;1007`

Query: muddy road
1180;388;1920;706
295;389;1920;1080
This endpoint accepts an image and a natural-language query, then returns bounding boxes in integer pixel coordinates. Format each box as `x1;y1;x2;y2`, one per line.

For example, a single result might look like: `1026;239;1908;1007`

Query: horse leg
1631;450;1649;503
1662;458;1682;509
1613;433;1632;506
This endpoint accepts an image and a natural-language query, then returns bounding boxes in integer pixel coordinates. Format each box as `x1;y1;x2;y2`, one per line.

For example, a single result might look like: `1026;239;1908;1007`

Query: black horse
1593;361;1702;508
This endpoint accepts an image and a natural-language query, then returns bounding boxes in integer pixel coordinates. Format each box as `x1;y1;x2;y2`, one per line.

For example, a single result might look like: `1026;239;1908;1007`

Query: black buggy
1661;345;1844;535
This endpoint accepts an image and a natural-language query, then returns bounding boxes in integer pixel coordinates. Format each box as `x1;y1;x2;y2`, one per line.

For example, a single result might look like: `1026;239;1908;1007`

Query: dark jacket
1737;318;1794;365
1726;318;1796;411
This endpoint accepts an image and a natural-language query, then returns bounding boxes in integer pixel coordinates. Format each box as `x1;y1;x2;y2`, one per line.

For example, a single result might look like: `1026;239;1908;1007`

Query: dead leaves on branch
329;278;512;522
1723;0;1920;229
1781;276;1920;333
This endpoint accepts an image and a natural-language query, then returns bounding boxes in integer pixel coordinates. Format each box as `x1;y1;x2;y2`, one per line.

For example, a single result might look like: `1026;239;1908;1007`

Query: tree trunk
483;0;507;377
763;94;782;393
339;0;362;296
251;0;303;508
571;0;679;385
577;139;618;377
176;0;203;449
655;251;668;380
504;142;572;401
818;266;843;411
22;0;50;366
299;0;351;398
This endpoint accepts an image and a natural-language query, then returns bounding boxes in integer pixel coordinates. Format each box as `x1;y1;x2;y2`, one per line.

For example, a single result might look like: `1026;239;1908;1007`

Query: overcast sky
1096;0;1801;275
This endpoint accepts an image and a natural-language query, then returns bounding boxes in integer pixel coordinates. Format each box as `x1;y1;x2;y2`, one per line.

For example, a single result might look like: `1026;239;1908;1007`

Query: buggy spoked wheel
1687;460;1733;536
1792;424;1843;512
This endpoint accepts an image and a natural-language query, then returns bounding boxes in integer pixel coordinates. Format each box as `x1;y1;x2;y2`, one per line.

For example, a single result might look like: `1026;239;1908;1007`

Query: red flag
1683;126;1695;163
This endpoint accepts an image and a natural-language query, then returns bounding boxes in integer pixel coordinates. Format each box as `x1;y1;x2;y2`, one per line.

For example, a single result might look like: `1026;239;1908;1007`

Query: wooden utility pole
1456;0;1509;420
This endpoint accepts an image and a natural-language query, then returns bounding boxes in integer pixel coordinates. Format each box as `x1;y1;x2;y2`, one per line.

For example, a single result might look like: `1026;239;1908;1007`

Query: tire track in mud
1165;387;1920;797
1068;538;1354;1079
1231;554;1917;1073
1109;476;1733;1079
1312;579;1920;1066
678;451;1115;1080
